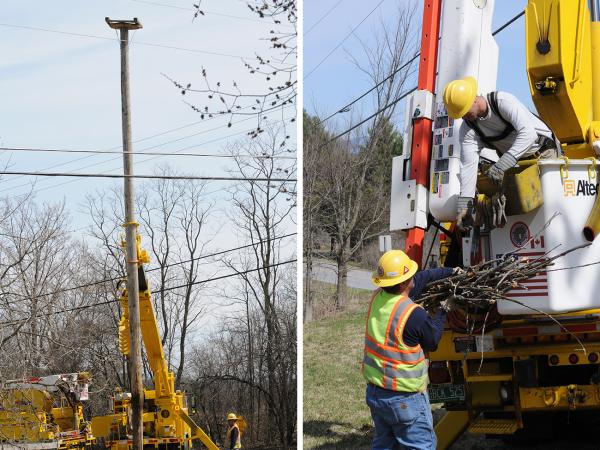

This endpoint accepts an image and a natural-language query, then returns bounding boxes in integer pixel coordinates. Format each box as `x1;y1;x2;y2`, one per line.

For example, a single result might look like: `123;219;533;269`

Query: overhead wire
0;22;254;59
317;52;419;125
304;0;385;79
0;259;297;326
316;9;525;127
0;147;296;160
304;0;345;36
492;10;525;36
0;100;294;189
0;171;296;182
319;9;526;144
326;86;418;144
1;232;297;303
0;111;296;195
0;110;250;192
128;0;287;25
27;116;296;195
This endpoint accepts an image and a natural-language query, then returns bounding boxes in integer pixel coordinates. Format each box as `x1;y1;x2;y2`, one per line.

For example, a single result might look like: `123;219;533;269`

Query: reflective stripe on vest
226;424;241;449
362;290;428;392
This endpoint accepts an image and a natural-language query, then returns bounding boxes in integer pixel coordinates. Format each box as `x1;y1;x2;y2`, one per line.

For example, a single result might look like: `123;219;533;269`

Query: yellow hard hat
227;413;238;421
443;76;478;119
372;250;418;288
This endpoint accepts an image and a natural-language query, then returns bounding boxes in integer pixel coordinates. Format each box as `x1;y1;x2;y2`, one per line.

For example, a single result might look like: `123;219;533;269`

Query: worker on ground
443;76;560;228
363;249;461;450
226;413;242;449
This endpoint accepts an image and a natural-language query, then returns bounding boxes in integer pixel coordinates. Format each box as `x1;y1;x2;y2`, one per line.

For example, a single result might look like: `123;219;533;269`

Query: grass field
303;282;373;449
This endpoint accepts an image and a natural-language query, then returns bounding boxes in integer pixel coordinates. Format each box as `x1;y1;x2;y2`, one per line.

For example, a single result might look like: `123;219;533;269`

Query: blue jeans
365;384;436;450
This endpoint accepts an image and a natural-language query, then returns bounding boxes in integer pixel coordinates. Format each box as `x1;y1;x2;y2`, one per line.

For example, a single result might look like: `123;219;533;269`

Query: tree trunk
335;257;348;310
304;256;313;323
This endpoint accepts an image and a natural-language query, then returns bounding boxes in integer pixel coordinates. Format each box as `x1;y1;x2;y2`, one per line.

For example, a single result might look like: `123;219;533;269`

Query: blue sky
1;0;296;236
0;1;297;325
304;0;530;129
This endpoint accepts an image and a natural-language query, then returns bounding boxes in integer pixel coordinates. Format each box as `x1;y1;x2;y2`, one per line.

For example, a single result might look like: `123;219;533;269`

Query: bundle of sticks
415;243;591;314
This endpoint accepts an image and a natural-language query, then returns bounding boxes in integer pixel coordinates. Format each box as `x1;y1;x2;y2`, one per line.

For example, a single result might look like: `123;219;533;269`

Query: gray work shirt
459;91;554;197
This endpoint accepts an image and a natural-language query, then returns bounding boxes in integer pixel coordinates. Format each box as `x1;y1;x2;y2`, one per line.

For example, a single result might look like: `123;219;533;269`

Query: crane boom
93;236;219;450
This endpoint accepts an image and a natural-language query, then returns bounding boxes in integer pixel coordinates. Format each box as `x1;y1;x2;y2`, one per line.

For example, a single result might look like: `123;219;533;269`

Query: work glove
487;153;517;187
440;296;459;312
456;196;474;231
492;193;507;228
452;267;466;275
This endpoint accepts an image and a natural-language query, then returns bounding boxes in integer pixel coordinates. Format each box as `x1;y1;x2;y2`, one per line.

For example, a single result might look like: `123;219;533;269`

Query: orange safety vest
362;290;429;392
226;423;241;449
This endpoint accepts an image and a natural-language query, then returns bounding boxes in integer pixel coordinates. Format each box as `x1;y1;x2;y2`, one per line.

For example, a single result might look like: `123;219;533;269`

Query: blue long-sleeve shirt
228;426;239;449
404;267;453;351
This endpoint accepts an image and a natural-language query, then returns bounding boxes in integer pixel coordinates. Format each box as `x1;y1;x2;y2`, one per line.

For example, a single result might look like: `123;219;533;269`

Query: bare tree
198;127;297;448
187;262;296;449
165;1;297;137
86;168;214;390
311;4;418;309
302;112;331;322
2;200;71;371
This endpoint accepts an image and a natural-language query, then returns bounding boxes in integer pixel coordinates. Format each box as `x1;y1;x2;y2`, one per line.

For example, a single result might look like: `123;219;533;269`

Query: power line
2;233;297;303
304;0;345;36
0;259;297;326
129;0;281;25
492;10;525;36
0;97;293;191
0;112;296;194
326;85;418;144
0;171;296;182
0;147;297;160
304;0;385;79
315;9;525;126
162;259;296;292
0;22;254;59
317;52;419;125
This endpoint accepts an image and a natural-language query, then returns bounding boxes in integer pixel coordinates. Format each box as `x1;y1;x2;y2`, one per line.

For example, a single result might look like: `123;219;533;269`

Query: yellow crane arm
178;409;220;450
526;0;600;240
118;267;173;398
138;281;174;399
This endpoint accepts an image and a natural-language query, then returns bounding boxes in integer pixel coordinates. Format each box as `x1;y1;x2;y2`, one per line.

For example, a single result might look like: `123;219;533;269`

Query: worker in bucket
363;249;461;450
226;413;242;449
443;76;560;229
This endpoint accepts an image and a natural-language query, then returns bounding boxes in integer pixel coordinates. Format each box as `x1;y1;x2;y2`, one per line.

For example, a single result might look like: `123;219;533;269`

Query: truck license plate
428;383;466;403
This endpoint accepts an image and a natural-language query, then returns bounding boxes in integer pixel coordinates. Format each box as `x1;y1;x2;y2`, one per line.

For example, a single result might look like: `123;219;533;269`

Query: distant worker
443;76;560;227
226;413;242;449
363;250;461;450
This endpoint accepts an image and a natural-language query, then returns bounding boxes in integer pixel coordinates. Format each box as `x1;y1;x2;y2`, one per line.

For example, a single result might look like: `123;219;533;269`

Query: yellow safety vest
362;290;429;392
226;423;241;449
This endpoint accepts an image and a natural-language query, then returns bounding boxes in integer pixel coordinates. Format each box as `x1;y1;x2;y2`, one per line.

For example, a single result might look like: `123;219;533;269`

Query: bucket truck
91;236;218;450
0;373;93;450
391;0;600;447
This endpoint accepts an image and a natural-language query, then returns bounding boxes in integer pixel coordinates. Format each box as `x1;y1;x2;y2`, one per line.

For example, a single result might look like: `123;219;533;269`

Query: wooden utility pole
105;16;144;450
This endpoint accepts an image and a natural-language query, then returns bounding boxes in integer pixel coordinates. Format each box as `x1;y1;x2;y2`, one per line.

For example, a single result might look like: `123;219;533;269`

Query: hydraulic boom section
525;0;600;239
93;235;218;450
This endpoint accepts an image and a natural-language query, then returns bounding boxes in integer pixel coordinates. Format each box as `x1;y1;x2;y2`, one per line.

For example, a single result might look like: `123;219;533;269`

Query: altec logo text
563;179;599;197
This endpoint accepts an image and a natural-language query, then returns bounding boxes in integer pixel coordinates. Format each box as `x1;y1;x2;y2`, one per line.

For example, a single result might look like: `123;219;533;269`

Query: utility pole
105;16;144;450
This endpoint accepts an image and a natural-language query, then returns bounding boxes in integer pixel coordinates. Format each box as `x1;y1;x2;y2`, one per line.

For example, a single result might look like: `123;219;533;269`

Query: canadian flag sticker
403;266;409;274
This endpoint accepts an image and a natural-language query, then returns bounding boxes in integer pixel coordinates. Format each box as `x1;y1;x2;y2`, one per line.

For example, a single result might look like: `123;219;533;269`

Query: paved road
312;261;372;290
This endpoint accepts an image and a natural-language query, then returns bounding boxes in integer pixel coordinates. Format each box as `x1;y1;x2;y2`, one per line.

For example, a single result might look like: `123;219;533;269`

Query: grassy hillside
303;283;373;449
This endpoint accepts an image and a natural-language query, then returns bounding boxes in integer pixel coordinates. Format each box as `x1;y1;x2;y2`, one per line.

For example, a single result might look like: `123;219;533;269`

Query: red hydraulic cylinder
405;0;442;266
